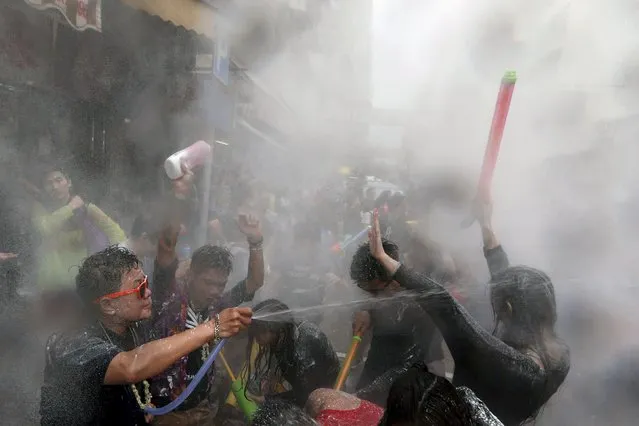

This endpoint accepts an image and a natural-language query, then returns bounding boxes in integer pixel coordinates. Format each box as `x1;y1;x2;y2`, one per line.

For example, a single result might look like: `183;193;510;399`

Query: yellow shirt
32;202;126;291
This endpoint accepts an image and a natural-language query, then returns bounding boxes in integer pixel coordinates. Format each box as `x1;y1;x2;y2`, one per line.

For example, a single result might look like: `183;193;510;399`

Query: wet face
103;267;152;322
188;267;228;310
43;171;71;204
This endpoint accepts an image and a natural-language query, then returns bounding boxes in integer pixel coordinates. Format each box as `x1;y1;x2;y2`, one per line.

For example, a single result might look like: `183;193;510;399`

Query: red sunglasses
94;275;149;303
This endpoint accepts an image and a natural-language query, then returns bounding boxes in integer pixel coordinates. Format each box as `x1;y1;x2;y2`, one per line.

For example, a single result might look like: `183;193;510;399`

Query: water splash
251;289;444;322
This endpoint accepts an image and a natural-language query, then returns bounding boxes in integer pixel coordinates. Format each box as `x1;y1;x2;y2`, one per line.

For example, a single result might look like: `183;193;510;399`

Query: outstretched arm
105;307;252;385
87;204;127;244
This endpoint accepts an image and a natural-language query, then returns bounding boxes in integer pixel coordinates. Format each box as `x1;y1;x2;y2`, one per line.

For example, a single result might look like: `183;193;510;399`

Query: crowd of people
0;158;571;426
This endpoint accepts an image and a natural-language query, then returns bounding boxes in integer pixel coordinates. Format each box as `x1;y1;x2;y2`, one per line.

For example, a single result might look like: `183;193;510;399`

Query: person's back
379;362;503;426
280;321;340;400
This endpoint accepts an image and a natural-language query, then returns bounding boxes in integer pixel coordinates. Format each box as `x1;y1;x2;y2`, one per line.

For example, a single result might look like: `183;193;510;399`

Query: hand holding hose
214;307;253;338
352;311;371;335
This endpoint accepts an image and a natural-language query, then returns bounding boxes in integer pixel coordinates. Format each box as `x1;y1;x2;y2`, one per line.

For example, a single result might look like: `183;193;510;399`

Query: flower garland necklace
99;322;152;410
186;304;210;362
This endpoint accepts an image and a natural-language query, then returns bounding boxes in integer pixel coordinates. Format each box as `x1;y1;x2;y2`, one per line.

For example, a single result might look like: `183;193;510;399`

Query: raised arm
237;214;264;295
151;224;181;316
87;204;126;244
477;201;510;277
223;214;265;306
32;202;75;237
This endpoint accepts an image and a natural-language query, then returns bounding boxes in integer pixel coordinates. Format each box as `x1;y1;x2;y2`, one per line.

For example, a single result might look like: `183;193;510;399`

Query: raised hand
237;214;262;244
172;163;194;200
69;195;84;210
474;198;493;229
368;209;385;260
352;310;371;335
156;224;181;266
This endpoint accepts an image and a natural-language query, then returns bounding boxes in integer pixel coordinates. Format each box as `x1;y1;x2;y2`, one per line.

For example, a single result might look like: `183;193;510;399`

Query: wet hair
350;239;400;284
380;362;474;425
489;265;567;412
190;244;233;276
243;299;296;401
490;266;557;356
251;398;318;425
76;245;140;307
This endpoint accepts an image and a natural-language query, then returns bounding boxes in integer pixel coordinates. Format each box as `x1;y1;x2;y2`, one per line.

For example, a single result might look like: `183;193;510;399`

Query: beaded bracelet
214;313;221;341
248;239;263;251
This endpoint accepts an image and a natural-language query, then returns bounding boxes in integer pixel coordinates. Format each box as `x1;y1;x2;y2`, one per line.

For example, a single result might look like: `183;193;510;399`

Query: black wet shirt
357;298;443;396
393;246;570;425
40;322;150;426
272;321;340;407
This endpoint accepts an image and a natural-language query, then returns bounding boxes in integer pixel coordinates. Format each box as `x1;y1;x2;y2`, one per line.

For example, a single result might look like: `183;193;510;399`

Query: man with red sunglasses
40;246;252;425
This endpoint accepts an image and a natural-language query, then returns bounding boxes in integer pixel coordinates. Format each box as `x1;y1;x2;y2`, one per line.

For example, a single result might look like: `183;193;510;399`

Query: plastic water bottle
164;140;212;180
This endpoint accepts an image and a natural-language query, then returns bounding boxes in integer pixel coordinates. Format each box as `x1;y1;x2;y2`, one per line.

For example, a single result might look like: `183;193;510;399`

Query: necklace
99;322;152;410
186;305;210;362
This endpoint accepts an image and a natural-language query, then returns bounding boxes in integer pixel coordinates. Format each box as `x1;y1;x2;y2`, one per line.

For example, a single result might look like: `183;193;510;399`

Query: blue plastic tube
144;338;227;415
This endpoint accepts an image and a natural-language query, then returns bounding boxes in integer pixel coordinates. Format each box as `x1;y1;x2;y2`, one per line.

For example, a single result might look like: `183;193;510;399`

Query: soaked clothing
356;299;443;405
316;400;384;426
392;246;570;425
456;387;505;426
269;321;340;407
40;321;152;425
150;259;255;411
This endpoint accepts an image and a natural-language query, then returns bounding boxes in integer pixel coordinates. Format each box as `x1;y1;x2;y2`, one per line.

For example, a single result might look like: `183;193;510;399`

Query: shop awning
120;0;216;39
23;0;102;32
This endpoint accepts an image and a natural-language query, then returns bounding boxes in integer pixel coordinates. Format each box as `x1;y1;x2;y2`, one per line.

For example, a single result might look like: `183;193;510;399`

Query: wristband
248;239;263;250
214;313;221;341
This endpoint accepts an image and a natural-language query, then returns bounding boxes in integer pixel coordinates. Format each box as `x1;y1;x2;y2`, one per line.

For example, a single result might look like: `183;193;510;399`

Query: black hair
380;362;473;426
251;398;317;426
39;163;69;186
243;299;296;402
350;239;400;284
388;193;406;209
190;244;233;275
76;245;140;308
490;266;557;355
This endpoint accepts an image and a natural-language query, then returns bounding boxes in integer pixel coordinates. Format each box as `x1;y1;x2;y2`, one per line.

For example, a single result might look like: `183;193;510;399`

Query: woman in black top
366;209;570;425
243;299;340;408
